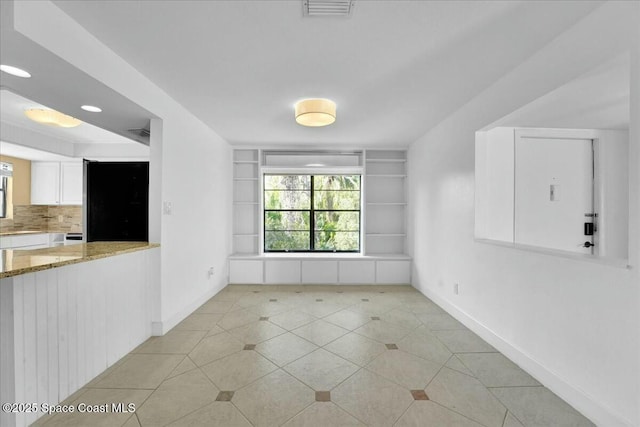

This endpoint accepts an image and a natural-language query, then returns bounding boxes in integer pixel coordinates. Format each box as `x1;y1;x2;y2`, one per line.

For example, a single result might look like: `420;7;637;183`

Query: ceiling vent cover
303;0;355;17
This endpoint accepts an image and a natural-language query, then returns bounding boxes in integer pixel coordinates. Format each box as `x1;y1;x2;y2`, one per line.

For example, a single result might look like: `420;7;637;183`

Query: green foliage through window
264;175;360;252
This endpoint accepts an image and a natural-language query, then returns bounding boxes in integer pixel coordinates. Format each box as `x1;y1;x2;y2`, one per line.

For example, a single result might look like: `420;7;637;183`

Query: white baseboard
152;282;227;336
415;284;635;427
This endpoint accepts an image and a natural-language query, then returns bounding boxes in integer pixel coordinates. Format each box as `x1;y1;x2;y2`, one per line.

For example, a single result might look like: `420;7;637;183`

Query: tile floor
33;285;595;427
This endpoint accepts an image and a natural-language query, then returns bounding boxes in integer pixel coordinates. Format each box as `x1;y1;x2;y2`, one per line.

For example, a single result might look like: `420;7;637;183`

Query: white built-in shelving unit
232;149;260;254
364;150;407;255
229;148;410;284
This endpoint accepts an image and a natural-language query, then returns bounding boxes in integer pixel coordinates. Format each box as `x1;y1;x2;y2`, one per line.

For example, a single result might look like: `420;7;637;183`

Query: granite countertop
0;242;160;279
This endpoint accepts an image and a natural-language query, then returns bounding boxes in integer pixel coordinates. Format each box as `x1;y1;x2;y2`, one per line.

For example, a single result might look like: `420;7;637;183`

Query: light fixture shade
24;109;82;128
295;98;336;127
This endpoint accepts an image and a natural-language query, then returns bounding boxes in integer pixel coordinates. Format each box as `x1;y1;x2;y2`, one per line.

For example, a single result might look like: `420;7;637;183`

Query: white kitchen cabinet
60;162;83;204
31;161;82;205
31;162;60;205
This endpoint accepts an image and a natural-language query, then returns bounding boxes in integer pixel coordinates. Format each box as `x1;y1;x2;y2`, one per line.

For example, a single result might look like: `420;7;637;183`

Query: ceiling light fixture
24;109;82;128
0;65;31;78
295;98;336;127
81;105;102;113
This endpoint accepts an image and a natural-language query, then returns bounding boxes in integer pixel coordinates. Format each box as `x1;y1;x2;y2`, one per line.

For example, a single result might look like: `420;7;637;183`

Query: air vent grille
128;127;151;137
303;0;354;17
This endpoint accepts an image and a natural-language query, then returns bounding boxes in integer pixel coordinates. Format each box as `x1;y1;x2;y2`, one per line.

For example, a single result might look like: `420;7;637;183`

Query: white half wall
10;1;233;334
407;2;639;427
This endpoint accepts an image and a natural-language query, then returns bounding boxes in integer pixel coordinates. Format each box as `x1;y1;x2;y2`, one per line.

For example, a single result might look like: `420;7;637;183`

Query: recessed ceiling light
24;109;82;128
0;65;31;78
81;105;102;113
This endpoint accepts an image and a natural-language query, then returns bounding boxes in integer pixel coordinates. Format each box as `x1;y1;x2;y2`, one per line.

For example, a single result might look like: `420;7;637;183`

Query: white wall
10;1;233;333
407;2;639;427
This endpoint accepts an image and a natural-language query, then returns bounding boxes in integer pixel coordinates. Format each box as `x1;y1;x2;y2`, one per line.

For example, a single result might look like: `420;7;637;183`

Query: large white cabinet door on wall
31;162;60;204
31;161;83;205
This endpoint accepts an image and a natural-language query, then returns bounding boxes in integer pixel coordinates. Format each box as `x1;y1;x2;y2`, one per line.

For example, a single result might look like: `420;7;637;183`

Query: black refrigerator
84;160;149;242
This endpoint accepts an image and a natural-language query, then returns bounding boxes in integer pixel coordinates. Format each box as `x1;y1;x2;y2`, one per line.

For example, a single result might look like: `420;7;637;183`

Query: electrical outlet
207;267;214;278
454;283;459;295
58;215;64;223
163;201;172;215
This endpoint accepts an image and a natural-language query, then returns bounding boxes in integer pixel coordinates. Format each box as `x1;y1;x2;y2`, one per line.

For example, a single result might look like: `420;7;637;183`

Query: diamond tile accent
332;369;413;426
385;343;398;350
269;298;277;302
371;316;380;320
259;316;269;321
216;391;235;401
284;349;359;391
316;299;323;302
426;367;506;427
411;390;429;400
243;344;256;350
233;370;315;426
361;298;369;302
316;391;331;402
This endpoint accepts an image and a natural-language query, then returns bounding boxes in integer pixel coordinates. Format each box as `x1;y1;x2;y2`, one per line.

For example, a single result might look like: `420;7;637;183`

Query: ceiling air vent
127;126;151;145
303;0;355;17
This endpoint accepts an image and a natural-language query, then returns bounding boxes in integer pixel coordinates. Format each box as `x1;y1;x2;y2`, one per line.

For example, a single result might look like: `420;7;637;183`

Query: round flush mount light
295;98;336;127
24;109;82;128
0;64;31;78
81;105;102;113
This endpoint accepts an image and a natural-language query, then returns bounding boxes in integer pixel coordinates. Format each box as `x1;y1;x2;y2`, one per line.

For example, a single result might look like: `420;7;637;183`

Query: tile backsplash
0;205;82;233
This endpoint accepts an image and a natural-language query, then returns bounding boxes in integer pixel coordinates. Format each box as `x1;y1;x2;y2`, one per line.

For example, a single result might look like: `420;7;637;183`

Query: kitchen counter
0;241;159;278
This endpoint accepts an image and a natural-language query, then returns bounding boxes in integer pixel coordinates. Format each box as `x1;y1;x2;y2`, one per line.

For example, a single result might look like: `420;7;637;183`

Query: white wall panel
376;261;411;284
265;260;301;284
229;260;263;284
301;261;338;283
0;248;157;427
339;261;375;283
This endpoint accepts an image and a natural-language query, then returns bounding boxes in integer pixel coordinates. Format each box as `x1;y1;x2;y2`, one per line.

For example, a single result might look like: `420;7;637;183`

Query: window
264;174;361;252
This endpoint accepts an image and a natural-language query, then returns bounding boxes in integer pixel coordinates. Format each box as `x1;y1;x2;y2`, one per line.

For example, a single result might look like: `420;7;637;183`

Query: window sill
474;238;631;269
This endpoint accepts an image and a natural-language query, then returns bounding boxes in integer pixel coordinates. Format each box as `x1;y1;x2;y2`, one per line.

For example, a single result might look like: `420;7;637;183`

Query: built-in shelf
233;149;260;255
364;149;407;256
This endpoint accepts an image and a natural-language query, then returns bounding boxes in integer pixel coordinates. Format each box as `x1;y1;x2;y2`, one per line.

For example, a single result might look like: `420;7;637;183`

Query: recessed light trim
81;105;102;113
0;65;31;78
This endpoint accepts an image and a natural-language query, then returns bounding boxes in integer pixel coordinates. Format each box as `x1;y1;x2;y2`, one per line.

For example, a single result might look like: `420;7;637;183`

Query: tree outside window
264;174;360;252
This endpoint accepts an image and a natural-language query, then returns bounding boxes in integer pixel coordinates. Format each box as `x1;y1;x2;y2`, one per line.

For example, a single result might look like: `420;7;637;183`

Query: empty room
0;1;638;426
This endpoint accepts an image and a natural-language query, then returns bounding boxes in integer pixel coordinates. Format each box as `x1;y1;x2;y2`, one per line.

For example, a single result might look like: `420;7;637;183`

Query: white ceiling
489;54;630;131
51;0;604;148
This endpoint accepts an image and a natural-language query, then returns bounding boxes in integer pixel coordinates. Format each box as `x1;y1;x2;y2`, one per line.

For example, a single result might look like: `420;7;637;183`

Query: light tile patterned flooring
33;285;595;427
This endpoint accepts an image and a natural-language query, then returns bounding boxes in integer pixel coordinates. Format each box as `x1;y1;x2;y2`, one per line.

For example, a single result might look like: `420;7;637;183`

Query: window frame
263;173;361;253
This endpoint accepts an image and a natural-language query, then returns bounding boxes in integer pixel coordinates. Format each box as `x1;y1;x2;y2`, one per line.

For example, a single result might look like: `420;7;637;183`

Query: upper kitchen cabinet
31;161;82;205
